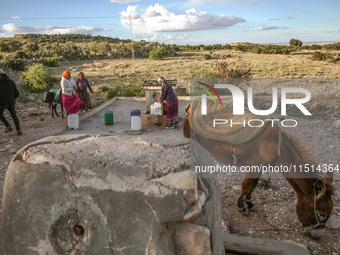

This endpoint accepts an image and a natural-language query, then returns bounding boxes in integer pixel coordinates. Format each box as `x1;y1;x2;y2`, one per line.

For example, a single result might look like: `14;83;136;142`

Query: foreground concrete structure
0;135;223;255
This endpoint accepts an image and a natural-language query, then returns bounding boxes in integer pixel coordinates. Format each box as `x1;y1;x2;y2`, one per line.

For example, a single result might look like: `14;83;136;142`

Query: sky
0;0;339;45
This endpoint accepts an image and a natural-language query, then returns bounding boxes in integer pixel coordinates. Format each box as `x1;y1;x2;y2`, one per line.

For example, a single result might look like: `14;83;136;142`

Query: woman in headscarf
157;77;178;128
75;72;94;112
61;70;82;115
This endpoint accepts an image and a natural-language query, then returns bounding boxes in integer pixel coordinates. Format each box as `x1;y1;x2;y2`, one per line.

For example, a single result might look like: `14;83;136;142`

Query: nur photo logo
197;82;312;128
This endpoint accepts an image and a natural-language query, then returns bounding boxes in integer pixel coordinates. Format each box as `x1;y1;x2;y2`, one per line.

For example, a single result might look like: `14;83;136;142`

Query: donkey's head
295;176;334;239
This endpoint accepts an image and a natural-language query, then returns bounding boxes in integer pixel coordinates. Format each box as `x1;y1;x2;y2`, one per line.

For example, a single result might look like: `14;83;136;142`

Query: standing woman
61;70;82;115
157;77;178;128
75;72;94;112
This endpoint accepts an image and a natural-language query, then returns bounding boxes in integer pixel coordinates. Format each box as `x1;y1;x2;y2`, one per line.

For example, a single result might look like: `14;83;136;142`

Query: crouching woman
61;70;82;115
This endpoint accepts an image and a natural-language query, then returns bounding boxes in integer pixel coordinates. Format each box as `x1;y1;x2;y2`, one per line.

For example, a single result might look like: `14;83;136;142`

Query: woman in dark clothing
75;72;94;112
0;69;21;136
157;76;178;127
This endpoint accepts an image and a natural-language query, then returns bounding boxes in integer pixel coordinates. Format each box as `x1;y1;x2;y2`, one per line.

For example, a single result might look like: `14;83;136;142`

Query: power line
0;16;120;20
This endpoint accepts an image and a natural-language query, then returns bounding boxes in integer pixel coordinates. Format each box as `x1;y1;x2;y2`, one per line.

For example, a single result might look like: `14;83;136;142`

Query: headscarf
157;76;165;84
62;70;70;78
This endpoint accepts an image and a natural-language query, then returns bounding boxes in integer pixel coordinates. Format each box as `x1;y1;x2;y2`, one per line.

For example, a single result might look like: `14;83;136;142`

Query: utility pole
129;15;135;73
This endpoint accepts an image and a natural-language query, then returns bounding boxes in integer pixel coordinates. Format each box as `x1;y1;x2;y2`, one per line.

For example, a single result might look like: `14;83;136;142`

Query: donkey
50;99;64;118
183;103;334;239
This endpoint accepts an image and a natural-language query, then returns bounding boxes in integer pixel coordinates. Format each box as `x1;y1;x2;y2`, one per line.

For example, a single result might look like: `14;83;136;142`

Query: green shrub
43;56;59;67
310;44;321;50
234;44;247;52
204;54;211;60
14;51;27;59
3;56;25;71
96;84;111;92
104;84;144;100
23;42;39;52
149;47;168;60
209;55;251;78
20;64;57;93
289;38;303;47
260;178;271;189
312;51;334;61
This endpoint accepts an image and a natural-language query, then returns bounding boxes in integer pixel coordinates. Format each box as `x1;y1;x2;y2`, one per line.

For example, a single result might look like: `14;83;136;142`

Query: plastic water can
105;110;114;125
150;104;155;115
131;116;142;130
154;102;163;115
68;114;79;129
130;110;141;118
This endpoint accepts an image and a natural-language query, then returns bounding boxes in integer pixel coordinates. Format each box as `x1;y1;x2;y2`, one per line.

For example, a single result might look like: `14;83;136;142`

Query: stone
223;233;310;255
334;120;340;128
152;170;196;190
173;223;212;255
0;135;223;255
135;136;190;148
326;214;340;229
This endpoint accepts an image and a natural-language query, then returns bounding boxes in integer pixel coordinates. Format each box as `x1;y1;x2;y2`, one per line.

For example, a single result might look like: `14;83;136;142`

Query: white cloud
8;16;21;20
120;4;245;33
0;23;112;36
110;0;139;3
186;0;262;6
251;25;288;31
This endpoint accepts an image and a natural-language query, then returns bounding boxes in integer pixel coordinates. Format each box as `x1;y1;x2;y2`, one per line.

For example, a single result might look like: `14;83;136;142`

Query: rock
0;135;223;255
152;170;196;190
326;214;340;229
135;137;190;148
174;223;211;255
334;120;340;128
222;220;230;233
183;190;206;221
223;233;310;255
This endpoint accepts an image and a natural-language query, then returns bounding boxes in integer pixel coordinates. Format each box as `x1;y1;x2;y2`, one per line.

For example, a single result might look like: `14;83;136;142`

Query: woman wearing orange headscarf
61;70;82;115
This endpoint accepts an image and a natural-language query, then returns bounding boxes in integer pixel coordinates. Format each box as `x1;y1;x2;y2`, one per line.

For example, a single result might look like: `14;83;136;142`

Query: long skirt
166;100;178;126
62;93;83;115
77;92;92;112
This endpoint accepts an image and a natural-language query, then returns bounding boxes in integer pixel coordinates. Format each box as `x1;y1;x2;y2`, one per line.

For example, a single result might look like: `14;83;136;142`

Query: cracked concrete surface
0;135;223;255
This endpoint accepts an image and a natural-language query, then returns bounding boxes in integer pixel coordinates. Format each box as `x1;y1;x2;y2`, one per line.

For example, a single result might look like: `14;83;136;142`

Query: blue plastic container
130;110;141;118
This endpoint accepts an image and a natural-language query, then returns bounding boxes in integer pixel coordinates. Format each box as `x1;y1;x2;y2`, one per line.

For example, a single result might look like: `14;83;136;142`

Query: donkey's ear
185;103;191;114
314;179;326;200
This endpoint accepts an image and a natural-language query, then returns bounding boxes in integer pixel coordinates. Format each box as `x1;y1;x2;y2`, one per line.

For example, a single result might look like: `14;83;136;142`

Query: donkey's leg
61;102;64;119
51;103;54;118
53;104;60;117
237;172;262;216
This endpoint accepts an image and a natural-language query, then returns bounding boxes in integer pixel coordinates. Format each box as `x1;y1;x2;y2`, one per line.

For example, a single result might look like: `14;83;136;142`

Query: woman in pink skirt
61;70;82;115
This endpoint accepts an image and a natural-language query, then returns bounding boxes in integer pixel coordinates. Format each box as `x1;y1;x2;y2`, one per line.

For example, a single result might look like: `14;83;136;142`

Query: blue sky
1;0;339;45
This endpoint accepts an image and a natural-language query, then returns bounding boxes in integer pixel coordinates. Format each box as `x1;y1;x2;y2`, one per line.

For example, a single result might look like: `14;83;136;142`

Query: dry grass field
50;49;340;92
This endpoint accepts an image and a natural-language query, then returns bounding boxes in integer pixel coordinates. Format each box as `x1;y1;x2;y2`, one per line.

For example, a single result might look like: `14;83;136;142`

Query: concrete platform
57;98;190;138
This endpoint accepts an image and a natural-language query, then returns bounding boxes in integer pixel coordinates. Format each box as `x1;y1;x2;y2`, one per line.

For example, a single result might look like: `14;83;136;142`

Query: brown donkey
50;98;64;118
183;103;334;239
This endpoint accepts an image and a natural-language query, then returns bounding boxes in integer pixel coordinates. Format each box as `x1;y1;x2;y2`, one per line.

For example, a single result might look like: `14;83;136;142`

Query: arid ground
1;50;340;254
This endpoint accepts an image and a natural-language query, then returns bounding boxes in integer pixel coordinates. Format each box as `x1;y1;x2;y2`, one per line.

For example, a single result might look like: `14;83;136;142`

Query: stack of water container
68;114;79;129
130;110;142;130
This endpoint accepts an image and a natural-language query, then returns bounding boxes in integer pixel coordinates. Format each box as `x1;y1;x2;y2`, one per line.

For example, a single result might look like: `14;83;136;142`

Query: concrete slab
59;98;191;138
